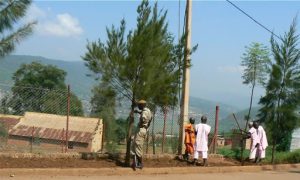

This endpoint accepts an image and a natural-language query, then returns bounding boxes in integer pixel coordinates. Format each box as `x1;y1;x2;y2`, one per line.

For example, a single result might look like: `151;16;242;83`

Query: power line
226;0;282;40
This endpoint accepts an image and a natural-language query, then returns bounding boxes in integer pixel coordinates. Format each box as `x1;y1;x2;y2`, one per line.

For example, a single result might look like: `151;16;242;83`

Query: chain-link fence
110;102;220;155
0;82;223;156
0;83;102;154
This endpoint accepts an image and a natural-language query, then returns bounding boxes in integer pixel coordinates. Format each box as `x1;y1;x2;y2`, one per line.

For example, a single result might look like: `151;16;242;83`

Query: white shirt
194;123;211;152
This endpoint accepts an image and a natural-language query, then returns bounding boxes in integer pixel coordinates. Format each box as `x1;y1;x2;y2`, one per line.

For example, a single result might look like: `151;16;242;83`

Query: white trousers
249;147;266;159
194;151;208;159
258;149;266;158
249;147;257;160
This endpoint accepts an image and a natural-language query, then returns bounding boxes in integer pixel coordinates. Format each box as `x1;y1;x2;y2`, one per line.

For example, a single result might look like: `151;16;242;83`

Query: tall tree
83;0;192;166
1;62;83;116
258;19;300;163
0;0;35;57
239;42;270;164
90;82;117;151
241;42;270;125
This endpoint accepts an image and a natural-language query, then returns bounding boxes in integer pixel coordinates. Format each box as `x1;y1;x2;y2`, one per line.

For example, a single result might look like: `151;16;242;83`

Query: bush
0;123;7;138
286;150;300;163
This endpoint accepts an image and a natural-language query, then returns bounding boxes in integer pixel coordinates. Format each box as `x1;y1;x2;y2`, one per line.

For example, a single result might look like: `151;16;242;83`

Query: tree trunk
245;83;255;127
272;140;276;164
241;83;255;165
125;100;135;167
152;111;156;154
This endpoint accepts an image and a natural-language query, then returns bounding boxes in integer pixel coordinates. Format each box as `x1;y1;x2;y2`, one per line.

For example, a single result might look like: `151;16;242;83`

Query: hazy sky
14;0;300;109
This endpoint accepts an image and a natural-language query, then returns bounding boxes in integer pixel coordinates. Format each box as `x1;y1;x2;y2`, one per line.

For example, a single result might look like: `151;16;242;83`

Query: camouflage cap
137;100;147;104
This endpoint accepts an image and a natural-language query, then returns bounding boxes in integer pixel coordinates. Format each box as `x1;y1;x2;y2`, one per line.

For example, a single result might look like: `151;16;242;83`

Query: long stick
232;113;242;132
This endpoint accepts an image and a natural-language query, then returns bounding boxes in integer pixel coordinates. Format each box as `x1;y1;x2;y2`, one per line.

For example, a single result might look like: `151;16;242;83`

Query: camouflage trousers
132;127;147;157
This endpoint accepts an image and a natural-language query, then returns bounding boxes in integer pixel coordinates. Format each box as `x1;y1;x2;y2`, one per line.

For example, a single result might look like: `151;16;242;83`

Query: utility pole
178;0;192;155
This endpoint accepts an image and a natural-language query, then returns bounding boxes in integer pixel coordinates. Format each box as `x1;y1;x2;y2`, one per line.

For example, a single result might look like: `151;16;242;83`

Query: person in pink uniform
247;121;259;162
254;121;268;162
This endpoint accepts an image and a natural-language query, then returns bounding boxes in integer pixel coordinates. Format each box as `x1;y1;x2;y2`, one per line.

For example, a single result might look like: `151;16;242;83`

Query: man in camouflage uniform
132;100;152;170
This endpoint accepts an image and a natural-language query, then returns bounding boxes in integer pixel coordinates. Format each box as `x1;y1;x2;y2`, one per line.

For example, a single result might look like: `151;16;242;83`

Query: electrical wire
226;0;282;40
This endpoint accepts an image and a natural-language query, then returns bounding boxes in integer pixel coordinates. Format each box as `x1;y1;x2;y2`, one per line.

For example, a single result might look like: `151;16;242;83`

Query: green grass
217;146;300;164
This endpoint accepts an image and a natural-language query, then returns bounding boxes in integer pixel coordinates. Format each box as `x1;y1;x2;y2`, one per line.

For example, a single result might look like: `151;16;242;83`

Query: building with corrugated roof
2;112;103;152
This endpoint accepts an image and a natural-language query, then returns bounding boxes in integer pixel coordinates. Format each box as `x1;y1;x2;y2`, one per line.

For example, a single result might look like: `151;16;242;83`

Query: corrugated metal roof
18;112;100;132
0;116;21;130
7;112;102;144
9;125;93;143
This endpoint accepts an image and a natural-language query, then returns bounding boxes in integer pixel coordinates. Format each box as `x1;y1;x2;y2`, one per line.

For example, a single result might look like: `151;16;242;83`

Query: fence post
101;121;105;152
212;105;219;154
152;112;156;155
66;85;70;153
162;106;168;153
62;128;65;153
146;130;149;154
31;126;34;153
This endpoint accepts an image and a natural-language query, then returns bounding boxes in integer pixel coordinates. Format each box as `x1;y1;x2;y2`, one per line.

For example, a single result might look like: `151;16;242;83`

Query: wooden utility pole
178;0;192;155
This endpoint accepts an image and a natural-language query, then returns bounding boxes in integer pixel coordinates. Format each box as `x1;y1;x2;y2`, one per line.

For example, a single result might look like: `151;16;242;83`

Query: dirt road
0;164;299;180
0;171;299;180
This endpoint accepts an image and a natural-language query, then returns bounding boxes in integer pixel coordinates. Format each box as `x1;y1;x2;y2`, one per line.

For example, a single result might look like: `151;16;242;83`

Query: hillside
189;96;239;120
219;106;260;133
0;55;96;100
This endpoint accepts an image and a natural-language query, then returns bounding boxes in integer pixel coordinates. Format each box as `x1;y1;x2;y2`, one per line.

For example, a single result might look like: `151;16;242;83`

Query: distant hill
0;55;241;132
219;106;260;133
189;96;239;120
0;55;96;100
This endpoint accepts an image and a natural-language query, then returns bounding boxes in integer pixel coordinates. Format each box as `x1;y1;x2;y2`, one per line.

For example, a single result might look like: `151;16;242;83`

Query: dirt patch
0;155;240;168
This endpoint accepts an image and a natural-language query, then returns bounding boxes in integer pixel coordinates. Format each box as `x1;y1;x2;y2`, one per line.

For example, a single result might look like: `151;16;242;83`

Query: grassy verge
217;146;300;163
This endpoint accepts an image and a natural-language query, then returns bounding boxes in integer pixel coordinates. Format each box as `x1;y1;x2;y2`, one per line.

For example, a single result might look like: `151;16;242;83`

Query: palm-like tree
258;18;300;163
0;0;35;57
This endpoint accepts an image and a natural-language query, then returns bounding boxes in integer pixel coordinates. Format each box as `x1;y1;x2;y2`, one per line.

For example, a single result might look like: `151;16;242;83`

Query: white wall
290;128;300;151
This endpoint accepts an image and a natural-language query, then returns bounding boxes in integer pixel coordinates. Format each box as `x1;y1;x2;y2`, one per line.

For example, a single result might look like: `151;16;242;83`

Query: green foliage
286;149;300;163
0;0;35;57
241;42;270;87
217;147;248;160
264;148;300;163
218;146;300;164
115;118;127;144
90;82;117;151
1;62;83;116
0;122;7;138
258;18;300;156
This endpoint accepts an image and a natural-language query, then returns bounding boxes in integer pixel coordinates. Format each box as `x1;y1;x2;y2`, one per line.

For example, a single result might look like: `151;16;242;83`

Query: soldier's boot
203;158;208;167
192;158;197;166
183;152;188;161
131;155;137;171
136;156;143;169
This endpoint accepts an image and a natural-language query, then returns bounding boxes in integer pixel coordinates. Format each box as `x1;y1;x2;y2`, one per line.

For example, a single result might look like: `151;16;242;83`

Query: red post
213;106;219;154
31;126;35;153
66;85;70;152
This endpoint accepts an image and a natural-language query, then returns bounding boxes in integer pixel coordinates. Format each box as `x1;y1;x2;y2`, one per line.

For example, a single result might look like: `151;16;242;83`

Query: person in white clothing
193;116;211;166
254;122;268;162
246;121;259;162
